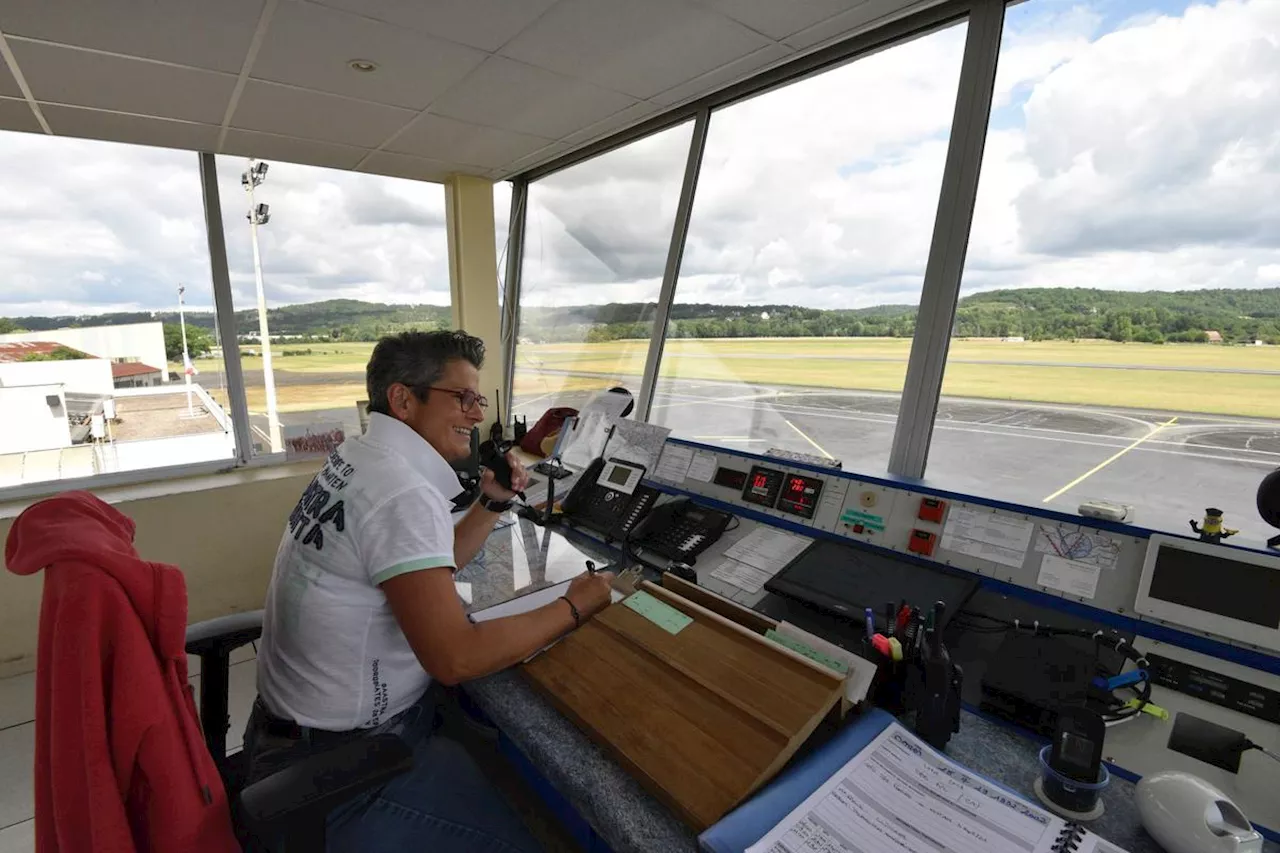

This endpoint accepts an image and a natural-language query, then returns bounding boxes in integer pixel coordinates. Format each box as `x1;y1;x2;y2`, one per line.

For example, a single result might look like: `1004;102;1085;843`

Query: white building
0;322;169;383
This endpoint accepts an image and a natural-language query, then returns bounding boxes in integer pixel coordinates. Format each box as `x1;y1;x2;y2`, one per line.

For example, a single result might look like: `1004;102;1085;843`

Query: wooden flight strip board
522;580;845;830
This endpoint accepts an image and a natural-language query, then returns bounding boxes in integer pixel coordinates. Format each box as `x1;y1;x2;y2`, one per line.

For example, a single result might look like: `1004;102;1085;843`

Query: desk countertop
466;670;1267;853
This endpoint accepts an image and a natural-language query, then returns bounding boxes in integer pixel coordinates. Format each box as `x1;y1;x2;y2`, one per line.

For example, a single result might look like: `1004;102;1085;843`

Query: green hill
3;288;1277;345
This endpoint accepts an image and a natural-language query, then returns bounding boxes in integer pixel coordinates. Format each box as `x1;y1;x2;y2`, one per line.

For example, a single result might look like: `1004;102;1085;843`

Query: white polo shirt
257;412;467;730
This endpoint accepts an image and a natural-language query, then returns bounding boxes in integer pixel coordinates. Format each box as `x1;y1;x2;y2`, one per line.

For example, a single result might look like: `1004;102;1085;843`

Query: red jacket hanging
5;491;239;853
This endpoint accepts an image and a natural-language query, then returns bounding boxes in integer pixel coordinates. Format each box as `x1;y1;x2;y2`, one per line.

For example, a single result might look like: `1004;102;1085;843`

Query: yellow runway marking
782;417;834;459
1042;417;1178;503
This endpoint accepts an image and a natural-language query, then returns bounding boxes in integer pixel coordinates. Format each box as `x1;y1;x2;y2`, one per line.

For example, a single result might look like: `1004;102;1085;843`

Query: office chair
186;611;412;851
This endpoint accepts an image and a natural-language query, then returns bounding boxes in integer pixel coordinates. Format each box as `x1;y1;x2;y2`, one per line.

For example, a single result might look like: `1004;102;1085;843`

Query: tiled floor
0;647;581;852
0;650;261;853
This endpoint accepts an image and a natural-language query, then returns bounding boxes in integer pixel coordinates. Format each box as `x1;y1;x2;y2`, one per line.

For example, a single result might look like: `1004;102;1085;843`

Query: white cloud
523;0;1280;309
2;0;1278;321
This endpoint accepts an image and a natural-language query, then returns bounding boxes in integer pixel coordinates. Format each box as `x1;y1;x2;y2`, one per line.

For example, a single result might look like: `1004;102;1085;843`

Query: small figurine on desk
1190;507;1237;544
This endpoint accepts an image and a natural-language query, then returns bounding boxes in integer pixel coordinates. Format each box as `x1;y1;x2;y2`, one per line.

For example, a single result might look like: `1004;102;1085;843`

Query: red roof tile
111;361;163;378
0;341;90;362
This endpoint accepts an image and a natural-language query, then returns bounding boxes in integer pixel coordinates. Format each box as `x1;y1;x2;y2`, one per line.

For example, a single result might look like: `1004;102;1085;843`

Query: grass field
181;337;1280;419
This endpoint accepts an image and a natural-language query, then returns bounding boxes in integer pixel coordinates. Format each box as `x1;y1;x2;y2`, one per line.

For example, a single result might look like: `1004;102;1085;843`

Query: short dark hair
366;330;485;416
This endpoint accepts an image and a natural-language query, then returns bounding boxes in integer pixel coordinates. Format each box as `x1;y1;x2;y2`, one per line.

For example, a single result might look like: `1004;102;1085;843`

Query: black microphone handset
478;439;525;501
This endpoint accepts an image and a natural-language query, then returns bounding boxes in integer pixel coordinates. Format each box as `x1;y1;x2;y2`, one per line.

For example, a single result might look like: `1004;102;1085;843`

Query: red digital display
778;475;823;520
741;465;784;508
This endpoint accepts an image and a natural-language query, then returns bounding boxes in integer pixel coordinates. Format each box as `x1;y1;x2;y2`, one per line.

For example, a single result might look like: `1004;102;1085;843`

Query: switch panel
908;529;937;557
918;497;947;524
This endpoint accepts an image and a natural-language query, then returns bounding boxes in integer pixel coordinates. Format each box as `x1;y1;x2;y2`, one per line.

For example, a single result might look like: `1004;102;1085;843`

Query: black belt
254;698;361;747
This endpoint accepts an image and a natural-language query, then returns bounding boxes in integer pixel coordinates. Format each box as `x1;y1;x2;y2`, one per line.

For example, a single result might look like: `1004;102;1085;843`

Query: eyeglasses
421;386;489;412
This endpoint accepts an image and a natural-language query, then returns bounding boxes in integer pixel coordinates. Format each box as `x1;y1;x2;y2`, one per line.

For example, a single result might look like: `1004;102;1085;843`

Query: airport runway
247;376;1280;548
514;378;1280;547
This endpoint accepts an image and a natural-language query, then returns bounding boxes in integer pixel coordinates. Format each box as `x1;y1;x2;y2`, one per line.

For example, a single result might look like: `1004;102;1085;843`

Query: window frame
502;0;1007;481
1;0;1006;503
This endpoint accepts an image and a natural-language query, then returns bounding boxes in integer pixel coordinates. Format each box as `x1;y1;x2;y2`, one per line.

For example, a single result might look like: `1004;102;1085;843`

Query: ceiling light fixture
348;59;378;73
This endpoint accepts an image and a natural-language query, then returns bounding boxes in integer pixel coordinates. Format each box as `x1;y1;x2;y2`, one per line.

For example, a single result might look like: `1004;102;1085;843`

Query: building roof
111;361;163;379
0;341;89;362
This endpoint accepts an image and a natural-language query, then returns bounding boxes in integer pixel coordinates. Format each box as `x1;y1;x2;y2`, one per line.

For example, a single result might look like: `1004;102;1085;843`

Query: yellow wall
445;175;504;429
0;462;319;678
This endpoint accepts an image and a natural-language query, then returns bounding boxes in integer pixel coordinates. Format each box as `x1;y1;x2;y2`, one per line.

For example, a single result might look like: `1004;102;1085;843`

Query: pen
903;607;920;652
885;602;896;639
864;607;875;640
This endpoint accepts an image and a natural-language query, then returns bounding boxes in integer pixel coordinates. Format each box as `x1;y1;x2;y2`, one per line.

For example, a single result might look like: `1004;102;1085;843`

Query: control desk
496;437;1280;846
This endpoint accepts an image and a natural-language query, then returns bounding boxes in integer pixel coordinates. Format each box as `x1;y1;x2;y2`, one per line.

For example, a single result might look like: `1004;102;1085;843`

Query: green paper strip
765;629;850;674
622;590;693;635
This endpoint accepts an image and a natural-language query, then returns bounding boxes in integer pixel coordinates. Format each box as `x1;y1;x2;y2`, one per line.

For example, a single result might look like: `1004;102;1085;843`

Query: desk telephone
629;498;732;562
560;458;732;560
561;456;659;540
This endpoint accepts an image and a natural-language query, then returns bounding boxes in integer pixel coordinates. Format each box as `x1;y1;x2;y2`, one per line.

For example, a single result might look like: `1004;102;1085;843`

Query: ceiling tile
784;0;940;51
559;101;660;148
41;104;219;151
499;0;772;101
313;0;558;53
649;42;793;107
357;150;476;183
386;115;553;169
694;0;864;40
251;1;485;110
0;57;20;98
8;40;236;125
0;0;265;74
0;96;42;135
232;80;416;148
493;141;570;179
221;128;367;171
430;56;636;141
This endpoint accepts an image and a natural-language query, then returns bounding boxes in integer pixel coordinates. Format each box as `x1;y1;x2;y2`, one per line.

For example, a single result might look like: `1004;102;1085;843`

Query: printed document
748;723;1109;853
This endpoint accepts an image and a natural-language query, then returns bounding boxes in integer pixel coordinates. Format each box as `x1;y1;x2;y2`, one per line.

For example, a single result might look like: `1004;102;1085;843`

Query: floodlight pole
178;283;194;416
244;158;282;453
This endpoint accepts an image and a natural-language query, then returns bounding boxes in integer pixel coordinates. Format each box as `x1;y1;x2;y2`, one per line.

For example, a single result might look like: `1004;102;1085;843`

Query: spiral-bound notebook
743;721;1129;853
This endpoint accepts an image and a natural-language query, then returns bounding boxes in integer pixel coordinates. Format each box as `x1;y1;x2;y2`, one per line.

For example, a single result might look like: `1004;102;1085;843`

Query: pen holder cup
1035;745;1110;821
861;641;907;714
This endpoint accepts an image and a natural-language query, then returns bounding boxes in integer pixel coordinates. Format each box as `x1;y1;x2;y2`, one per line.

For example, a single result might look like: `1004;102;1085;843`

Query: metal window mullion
198;151;254;464
637;110;711;422
501;178;527;427
887;0;1005;479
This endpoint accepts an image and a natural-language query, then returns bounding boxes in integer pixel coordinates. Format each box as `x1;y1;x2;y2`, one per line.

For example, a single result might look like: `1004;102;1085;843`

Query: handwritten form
748;723;1079;853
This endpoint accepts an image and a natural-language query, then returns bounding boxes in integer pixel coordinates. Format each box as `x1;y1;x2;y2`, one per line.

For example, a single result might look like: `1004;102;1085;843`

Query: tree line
4;288;1278;347
522;288;1280;344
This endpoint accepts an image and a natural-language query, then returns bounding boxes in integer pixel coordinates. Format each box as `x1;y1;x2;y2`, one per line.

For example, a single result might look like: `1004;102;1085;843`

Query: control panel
650;438;1280;657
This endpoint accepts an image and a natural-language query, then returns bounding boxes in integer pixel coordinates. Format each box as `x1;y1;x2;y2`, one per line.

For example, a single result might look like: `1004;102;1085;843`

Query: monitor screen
1148;544;1280;628
606;464;632;487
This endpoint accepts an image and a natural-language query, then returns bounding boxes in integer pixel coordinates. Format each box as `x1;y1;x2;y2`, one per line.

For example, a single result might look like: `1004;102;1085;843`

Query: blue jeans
244;693;542;852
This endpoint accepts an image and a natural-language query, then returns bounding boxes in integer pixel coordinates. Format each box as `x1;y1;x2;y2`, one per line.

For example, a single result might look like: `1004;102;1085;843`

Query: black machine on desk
559;455;734;561
560;456;660;541
628;497;733;562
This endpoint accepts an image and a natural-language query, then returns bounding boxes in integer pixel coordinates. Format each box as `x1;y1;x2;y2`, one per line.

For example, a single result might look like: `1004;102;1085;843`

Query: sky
0;0;1277;317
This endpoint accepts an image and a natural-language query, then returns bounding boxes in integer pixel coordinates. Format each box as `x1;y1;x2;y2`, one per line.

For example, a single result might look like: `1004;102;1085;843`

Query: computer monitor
1134;534;1280;652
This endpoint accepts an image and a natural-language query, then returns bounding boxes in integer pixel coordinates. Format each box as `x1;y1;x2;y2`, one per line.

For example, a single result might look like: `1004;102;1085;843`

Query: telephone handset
628;497;732;562
560;456;659;541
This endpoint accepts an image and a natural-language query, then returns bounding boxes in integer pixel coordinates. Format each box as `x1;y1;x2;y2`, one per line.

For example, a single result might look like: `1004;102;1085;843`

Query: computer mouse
1135;772;1262;853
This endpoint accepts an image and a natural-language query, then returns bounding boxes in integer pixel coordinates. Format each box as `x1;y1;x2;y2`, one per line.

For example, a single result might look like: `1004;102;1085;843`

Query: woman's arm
381;567;614;684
